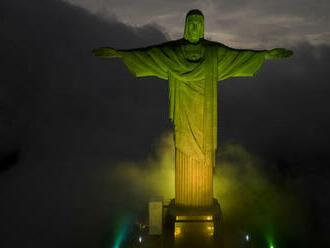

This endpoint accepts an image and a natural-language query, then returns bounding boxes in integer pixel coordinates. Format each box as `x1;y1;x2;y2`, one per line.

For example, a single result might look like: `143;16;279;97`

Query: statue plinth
163;199;223;248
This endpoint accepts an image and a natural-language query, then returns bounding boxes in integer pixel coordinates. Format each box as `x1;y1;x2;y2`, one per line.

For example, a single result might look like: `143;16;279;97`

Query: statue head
184;9;204;44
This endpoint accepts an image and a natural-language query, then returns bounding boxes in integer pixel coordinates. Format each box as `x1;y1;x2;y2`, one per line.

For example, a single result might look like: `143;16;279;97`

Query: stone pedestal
163;199;223;248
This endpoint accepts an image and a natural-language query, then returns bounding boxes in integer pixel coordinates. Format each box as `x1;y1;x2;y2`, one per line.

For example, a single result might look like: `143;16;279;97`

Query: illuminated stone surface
92;9;293;208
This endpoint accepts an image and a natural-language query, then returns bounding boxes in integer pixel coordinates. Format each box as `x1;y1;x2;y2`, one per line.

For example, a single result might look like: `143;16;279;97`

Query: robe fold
118;38;266;207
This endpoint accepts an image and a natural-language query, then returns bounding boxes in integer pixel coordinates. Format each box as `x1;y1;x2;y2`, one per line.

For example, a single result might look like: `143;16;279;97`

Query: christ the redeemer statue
93;9;293;208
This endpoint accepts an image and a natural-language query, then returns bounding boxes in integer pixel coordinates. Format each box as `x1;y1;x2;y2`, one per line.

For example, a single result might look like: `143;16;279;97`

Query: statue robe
118;39;266;207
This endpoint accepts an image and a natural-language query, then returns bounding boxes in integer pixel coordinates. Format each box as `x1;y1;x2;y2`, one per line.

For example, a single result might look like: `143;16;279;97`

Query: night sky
1;0;330;247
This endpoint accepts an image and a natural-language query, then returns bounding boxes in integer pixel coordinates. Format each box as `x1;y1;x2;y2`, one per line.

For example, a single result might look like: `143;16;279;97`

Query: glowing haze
110;131;305;247
62;0;330;48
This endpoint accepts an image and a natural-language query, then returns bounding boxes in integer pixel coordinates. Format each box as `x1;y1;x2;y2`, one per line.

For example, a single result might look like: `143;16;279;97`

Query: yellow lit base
165;199;223;248
175;215;214;238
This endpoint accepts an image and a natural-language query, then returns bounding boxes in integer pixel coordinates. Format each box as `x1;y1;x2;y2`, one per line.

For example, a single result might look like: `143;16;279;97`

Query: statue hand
92;47;121;58
265;48;293;59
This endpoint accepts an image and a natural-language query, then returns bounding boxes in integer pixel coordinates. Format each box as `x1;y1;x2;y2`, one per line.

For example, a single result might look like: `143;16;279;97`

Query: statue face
184;14;204;43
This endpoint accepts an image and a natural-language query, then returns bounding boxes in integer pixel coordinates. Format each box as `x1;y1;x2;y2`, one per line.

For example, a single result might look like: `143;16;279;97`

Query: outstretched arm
217;45;293;80
92;47;121;58
264;48;293;59
92;45;170;79
217;45;267;80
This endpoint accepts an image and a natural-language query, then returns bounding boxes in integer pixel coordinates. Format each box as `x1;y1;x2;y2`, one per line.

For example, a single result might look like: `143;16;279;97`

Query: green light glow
267;235;275;248
112;215;130;248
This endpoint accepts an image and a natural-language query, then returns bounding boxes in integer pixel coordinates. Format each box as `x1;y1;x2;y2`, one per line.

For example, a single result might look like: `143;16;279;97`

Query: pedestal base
163;199;223;248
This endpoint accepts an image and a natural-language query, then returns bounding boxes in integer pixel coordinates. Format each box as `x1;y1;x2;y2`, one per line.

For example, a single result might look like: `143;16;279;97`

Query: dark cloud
220;43;330;246
0;0;168;247
0;0;330;247
63;0;330;47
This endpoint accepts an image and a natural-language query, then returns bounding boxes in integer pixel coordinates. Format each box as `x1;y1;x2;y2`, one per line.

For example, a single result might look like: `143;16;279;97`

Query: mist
108;131;308;247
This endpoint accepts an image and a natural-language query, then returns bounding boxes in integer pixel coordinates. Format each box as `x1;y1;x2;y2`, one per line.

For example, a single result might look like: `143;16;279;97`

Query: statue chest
181;43;205;62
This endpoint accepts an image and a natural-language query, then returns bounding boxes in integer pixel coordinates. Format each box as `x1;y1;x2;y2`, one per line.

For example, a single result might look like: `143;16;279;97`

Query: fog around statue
92;9;293;207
